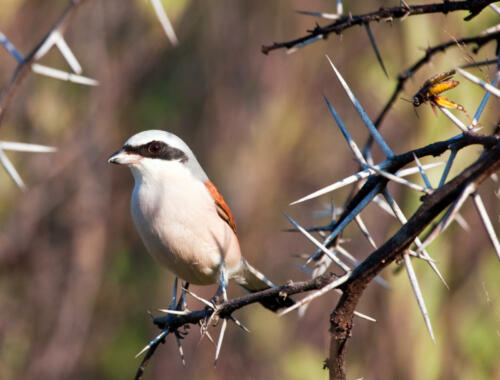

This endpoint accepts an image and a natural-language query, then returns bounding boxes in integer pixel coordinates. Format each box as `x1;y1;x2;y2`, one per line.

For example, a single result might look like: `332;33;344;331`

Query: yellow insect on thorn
412;69;472;121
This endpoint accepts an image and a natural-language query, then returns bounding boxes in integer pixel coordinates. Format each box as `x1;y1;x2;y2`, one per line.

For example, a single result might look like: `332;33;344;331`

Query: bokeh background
0;1;499;379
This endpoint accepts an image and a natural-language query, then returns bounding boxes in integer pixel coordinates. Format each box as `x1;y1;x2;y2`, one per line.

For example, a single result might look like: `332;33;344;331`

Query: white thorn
0;149;26;190
214;318;228;365
149;0;179;45
31;63;99;86
403;253;435;342
279;273;352;316
53;31;82;74
472;192;500;260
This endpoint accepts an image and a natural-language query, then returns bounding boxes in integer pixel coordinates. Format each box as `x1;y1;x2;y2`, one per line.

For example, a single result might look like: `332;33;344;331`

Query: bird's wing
204;181;237;235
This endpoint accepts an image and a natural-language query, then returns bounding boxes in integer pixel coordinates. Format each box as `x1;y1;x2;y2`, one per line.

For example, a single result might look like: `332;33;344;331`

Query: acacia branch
328;138;500;379
136;132;499;379
262;0;496;54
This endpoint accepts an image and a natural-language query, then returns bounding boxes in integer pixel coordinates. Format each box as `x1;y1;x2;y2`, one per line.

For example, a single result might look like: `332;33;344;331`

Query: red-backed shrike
108;130;293;311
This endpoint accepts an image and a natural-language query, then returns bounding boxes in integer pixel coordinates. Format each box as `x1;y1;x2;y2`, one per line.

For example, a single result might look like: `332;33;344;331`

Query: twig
262;1;497;54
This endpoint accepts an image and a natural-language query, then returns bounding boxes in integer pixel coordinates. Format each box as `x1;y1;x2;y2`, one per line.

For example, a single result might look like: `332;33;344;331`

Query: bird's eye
148;143;162;154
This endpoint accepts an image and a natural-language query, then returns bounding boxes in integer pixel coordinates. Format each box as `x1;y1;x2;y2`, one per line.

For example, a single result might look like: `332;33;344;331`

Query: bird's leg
215;264;228;304
213;264;229;365
153;277;181;326
179;282;189;310
206;265;228;325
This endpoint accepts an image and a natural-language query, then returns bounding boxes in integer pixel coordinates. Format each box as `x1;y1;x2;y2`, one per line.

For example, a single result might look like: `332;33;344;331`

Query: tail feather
234;259;295;312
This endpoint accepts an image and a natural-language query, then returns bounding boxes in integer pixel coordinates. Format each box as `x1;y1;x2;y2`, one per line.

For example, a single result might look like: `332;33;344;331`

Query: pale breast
130;169;242;285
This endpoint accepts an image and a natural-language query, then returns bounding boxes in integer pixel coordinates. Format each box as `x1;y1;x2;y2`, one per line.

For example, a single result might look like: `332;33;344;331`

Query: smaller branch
152;271;346;333
262;1;497;54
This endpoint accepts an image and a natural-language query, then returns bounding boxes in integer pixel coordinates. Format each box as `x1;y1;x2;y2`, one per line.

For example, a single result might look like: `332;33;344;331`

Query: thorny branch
135;131;500;379
328;138;500;379
261;0;497;54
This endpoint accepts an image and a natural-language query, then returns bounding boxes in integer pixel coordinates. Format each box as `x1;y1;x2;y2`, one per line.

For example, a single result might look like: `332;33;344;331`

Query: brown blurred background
0;1;499;379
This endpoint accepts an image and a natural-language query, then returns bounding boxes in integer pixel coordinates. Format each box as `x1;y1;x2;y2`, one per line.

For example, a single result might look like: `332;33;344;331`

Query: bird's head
108;130;208;182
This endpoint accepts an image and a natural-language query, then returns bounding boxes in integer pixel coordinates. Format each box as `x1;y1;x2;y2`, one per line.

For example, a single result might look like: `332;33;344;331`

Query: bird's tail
234;259;295;312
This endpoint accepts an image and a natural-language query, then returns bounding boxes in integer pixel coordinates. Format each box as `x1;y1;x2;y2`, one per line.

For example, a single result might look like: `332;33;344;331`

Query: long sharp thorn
364;23;388;77
279;273;352;316
438;107;469;132
0;32;24;63
295;10;341;20
323;95;366;164
326;55;393;158
149;0;179;45
0;149;26;190
290;162;441;205
383;190;448;288
439;150;457;187
398;162;443;177
367;163;432;194
355;214;378;249
158;309;189;315
34;30;58;60
472;75;498;125
455;212;470;231
183;287;215;309
53;31;82;74
31;63;99;86
472;192;500;260
214;319;228;366
0;141;56;153
204;330;216;346
373;194;396;216
283;213;350;271
413;153;432;189
230;315;250;333
319;184;383;252
337;0;343;15
286;35;323;54
290;170;371;205
135;329;168;358
420;183;475;251
403;253;435;342
353;310;376;322
175;334;186;366
456;68;500;98
408;250;438;263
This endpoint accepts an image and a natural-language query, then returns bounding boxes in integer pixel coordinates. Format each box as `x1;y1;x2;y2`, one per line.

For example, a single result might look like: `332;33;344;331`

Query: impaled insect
412;69;469;118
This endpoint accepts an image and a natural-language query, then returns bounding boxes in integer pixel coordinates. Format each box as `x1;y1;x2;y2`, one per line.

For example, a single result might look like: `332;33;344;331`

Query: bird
108;130;294;312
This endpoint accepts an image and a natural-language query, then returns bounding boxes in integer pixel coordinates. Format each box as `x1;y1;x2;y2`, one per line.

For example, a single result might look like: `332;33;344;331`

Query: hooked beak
108;149;142;165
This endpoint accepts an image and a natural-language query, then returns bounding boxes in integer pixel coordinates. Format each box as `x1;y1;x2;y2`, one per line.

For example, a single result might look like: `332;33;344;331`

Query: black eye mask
123;141;188;162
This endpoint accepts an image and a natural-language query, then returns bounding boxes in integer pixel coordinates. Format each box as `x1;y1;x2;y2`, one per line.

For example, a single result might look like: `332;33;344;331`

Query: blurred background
0;1;499;379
